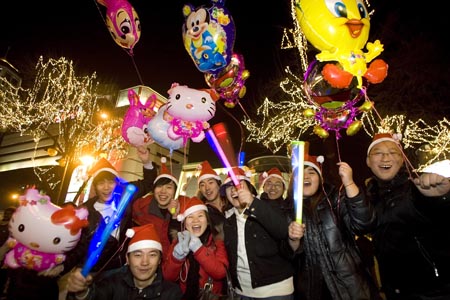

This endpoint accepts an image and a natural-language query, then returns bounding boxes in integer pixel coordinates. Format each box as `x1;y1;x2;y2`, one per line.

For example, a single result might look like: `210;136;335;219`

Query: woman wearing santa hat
287;143;381;300
162;196;228;299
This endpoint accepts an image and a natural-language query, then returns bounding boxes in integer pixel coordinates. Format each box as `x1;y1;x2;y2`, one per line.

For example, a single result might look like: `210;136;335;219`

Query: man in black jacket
365;133;450;299
66;224;182;300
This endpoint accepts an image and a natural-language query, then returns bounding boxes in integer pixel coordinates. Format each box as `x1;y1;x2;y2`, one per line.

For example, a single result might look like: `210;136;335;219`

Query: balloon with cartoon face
121;88;156;147
5;188;89;272
293;0;388;89
97;0;141;55
182;0;236;76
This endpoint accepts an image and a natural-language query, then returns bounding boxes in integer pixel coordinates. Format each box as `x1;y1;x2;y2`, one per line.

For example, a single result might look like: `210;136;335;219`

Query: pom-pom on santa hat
303;142;324;177
367;132;402;155
260;167;286;188
197;161;221;184
176;196;208;222
126;224;162;253
88;158;120;179
154;157;178;185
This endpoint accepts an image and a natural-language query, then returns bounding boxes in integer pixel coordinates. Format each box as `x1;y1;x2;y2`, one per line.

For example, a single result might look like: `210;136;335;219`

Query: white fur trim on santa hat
304;156;324;177
91;167;120;179
177;203;207;222
261;173;285;188
128;240;162;253
367;134;401;155
154;174;179;185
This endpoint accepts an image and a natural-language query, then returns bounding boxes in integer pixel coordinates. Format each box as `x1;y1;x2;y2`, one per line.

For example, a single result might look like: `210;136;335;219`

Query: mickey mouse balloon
182;0;236;76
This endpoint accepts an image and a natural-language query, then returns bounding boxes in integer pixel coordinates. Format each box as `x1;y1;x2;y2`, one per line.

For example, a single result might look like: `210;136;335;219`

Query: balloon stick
291;141;305;223
81;182;137;277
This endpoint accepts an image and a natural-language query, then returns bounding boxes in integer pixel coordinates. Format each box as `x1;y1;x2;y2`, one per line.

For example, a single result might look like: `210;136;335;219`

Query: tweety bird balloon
97;0;141;55
293;0;388;89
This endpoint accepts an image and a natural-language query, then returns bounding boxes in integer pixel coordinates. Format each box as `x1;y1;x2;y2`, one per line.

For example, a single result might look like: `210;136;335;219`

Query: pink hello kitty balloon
121;88;157;147
5;188;89;272
163;83;219;145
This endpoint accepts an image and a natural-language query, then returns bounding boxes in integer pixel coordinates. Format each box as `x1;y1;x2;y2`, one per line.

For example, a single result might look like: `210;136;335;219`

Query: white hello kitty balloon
5;188;89;272
163;83;219;145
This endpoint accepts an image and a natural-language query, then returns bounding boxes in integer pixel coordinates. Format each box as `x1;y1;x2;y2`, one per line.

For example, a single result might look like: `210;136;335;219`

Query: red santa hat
176;196;208;222
89;158;120;179
304;154;324;177
197;161;221;184
126;224;162;253
367;133;402;155
260;167;286;188
223;167;252;185
154;157;178;185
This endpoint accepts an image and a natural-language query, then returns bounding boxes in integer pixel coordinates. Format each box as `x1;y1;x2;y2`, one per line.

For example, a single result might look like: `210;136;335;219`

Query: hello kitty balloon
5;188;89;272
162;83;219;145
121;88;157;147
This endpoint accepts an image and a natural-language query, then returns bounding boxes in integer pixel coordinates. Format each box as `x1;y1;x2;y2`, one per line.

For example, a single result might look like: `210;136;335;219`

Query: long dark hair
182;211;217;299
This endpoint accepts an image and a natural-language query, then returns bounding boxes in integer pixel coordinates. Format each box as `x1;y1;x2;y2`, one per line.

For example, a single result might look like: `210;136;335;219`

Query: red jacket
132;194;175;254
163;234;228;296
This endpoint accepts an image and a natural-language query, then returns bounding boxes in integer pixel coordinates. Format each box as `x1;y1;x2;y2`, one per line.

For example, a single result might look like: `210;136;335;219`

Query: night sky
1;0;448;189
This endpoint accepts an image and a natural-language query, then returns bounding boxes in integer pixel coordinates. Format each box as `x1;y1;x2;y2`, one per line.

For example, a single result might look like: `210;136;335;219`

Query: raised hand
173;230;191;260
188;234;203;253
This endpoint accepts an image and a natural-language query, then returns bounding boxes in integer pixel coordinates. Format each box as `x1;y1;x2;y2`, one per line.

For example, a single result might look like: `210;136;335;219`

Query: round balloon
304;60;365;138
97;0;141;54
182;0;236;75
205;53;250;108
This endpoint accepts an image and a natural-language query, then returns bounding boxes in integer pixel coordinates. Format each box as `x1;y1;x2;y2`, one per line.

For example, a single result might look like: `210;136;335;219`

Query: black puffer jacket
366;171;450;299
295;183;380;300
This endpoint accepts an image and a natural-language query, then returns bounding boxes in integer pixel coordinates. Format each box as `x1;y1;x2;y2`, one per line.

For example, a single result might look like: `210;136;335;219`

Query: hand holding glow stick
291;141;305;224
81;182;137;277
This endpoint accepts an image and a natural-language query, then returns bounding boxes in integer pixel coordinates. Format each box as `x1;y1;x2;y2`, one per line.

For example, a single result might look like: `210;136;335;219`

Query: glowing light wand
81;182;137;277
291;141;305;223
205;125;239;187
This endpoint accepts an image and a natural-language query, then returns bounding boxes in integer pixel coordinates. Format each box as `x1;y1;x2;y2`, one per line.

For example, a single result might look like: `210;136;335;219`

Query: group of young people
1;134;449;300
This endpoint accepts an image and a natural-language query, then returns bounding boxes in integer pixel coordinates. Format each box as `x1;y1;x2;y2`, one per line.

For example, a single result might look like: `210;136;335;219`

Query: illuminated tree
0;56;127;200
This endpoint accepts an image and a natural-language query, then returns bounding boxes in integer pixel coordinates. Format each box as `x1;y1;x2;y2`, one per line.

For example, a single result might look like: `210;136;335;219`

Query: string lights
0;56;129;191
242;2;449;173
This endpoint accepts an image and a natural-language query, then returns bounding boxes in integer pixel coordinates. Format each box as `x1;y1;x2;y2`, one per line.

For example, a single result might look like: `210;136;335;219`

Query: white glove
173;230;191;260
189;235;203;253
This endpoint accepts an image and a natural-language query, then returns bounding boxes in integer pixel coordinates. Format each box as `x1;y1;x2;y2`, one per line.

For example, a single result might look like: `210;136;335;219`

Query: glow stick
206;128;240;187
81;182;137;277
291;141;305;223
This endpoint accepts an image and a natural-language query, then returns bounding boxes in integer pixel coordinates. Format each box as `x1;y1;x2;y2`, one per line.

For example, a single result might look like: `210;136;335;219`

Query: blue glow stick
291;141;305;223
81;182;137;277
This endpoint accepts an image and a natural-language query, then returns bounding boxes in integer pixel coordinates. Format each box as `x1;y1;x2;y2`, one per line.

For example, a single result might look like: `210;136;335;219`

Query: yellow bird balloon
294;0;388;89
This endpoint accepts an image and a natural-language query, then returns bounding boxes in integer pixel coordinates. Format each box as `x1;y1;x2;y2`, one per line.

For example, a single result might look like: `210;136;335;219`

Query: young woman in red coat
163;196;228;299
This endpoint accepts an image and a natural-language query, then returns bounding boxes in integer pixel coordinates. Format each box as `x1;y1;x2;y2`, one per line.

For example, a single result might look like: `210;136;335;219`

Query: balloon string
129;55;144;85
335;133;342;163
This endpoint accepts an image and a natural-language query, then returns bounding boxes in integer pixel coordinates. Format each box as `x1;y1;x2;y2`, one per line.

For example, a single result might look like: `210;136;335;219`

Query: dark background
1;0;449;190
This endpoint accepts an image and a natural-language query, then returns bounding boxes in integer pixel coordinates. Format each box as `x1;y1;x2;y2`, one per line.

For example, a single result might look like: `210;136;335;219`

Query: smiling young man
365;133;450;299
67;224;182;300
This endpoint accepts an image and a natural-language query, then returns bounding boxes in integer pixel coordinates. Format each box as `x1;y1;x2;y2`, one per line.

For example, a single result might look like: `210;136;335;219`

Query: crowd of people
0;134;449;300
